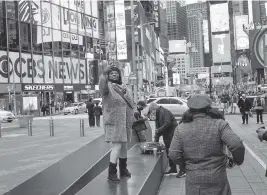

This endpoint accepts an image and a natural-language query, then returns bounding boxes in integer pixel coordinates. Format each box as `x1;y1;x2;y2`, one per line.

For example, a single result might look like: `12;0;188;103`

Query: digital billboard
211;33;231;63
169;40;187;53
210;3;229;32
203;20;209;53
234;15;249;50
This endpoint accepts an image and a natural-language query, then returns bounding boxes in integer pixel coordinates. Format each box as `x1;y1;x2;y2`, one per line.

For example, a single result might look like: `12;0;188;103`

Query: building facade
166;1;187;40
186;2;207;68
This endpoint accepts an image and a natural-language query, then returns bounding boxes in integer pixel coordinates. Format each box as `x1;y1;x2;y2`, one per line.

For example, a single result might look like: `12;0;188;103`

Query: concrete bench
76;144;168;195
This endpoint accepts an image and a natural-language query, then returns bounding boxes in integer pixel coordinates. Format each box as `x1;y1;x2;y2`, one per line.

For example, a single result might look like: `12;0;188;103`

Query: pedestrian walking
148;102;186;178
133;101;147;142
41;104;46;116
99;65;134;183
238;94;252;124
169;94;245;195
253;94;265;124
86;98;95;127
230;93;238;114
93;102;102;127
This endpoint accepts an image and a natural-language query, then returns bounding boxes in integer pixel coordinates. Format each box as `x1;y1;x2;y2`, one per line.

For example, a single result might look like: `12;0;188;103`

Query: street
1;114;267;194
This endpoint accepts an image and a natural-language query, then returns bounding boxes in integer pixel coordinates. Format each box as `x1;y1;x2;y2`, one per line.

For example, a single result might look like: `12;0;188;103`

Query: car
143;97;189;121
63;102;86;115
0;110;15;123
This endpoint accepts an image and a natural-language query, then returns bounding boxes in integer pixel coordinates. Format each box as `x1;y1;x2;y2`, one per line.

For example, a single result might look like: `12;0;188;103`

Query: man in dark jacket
133;101;147;142
148;102;185;178
237;94;251;124
86;98;95;127
93;102;102;127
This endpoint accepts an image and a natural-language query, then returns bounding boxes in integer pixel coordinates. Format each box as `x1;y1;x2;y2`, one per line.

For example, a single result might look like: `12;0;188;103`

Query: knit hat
187;94;212;109
137;101;146;107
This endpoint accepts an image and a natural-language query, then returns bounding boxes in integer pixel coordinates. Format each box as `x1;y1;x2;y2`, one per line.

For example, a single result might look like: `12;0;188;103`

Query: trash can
17;115;34;128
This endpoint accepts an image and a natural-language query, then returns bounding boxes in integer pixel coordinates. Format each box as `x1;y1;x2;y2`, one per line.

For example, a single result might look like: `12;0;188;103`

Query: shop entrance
64;92;74;103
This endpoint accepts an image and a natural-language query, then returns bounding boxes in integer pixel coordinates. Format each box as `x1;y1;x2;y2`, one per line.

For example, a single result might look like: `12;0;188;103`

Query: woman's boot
107;162;120;182
119;158;131;177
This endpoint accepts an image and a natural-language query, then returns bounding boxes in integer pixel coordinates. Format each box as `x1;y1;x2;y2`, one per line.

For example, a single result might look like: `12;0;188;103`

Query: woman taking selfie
99;65;134;183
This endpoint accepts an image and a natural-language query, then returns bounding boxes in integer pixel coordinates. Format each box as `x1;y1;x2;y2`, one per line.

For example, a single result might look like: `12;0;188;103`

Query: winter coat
237;98;251;113
169;114;245;195
99;74;134;143
93;106;102;116
155;106;178;136
86;102;94;115
253;97;265;110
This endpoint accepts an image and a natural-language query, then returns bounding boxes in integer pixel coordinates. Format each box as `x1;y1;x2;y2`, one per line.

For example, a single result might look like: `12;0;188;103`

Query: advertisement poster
211;34;231;63
115;0;127;60
234;15;249;50
210;3;229;32
23;96;38;111
203;20;209;53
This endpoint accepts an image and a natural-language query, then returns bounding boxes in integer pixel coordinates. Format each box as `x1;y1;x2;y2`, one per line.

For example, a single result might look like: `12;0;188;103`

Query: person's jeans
95;115;100;127
241;112;249;123
88;114;95;127
256;109;263;123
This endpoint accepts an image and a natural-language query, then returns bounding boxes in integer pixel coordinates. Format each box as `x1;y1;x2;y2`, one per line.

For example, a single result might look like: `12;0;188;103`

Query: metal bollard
49;119;54;137
80;119;85;137
28;120;33;136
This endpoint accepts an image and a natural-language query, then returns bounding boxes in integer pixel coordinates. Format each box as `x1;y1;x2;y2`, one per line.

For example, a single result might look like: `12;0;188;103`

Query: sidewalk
0;116;103;194
158;115;267;195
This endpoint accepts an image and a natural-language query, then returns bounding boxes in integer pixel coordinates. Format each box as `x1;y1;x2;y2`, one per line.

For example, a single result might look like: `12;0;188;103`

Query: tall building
252;1;267;24
186;2;207;68
166;1;187;40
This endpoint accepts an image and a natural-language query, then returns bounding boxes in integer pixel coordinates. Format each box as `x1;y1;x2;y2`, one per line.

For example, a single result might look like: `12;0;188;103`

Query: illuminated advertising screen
211;34;231;63
203;20;209;53
234;15;249;50
115;0;127;60
169;40;187;53
210;3;229;32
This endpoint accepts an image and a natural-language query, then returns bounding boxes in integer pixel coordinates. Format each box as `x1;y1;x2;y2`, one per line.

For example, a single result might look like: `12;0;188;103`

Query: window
0;2;5;18
0;18;7;48
6;1;18;19
32;25;43;53
7;19;19;50
20;22;31;51
157;99;170;104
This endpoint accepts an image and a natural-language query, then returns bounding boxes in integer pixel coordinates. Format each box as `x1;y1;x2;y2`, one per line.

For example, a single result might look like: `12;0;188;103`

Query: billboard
203;20;209;53
169;40;187;53
0;51;86;84
234;15;249;50
210;3;229;32
212;34;231;63
153;0;160;31
115;0;127;60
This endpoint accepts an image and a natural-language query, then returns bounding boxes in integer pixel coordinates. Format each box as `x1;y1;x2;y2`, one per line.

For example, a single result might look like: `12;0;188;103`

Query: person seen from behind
93;102;102;127
86;98;95;127
253;93;265;124
148;102;186;178
237;94;251;124
230;93;238;114
169;94;245;195
99;65;134;183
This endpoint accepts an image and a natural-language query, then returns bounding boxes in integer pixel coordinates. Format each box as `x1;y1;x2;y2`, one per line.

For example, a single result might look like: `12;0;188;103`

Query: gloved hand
103;65;116;75
256;128;267;142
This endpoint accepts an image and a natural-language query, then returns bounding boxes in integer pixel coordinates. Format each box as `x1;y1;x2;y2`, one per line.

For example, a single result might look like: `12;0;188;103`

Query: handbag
132;120;147;132
249;111;253;118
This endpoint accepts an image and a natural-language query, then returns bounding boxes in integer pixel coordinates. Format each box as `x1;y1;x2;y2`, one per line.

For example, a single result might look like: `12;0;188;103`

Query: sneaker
176;171;186;178
165;168;177;175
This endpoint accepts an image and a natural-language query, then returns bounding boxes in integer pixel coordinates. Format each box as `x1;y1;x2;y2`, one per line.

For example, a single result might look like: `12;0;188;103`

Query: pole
165;63;169;96
13;63;16;115
28;120;32;136
137;43;141;99
0;123;1;138
80;119;85;137
131;0;137;103
49;119;54;137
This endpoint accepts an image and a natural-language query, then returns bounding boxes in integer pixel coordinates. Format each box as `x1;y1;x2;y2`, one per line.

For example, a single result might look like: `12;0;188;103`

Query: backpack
257;98;262;106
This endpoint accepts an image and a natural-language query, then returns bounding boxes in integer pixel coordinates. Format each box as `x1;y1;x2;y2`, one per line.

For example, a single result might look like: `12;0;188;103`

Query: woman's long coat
99;74;134;143
169;114;245;195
